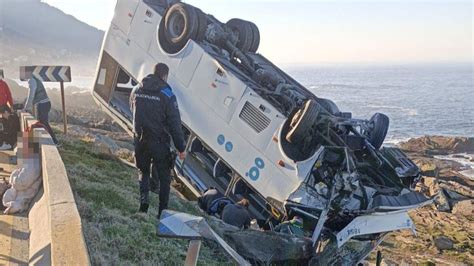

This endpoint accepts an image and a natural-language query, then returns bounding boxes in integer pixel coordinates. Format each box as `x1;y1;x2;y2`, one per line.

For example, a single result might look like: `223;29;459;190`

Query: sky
41;0;473;65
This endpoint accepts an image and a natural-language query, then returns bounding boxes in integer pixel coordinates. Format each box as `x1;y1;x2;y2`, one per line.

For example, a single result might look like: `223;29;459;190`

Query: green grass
57;134;229;265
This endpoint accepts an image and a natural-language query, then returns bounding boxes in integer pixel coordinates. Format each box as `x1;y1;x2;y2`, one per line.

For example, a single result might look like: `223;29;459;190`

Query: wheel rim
290;109;303;129
167;11;186;40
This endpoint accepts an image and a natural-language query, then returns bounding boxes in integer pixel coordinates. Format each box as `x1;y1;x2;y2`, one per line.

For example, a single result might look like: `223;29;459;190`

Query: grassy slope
57;133;229;265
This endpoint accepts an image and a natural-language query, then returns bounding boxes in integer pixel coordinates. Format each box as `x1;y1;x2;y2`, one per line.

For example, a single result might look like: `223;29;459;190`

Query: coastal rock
116;148;134;163
433;236;454;251
411;157;465;177
443;189;468;201
400;136;474;155
67;124;89;135
94;134;120;155
417;175;472;212
418;161;439;177
434;189;451;212
422;177;439;196
433;187;470;212
452;200;473;219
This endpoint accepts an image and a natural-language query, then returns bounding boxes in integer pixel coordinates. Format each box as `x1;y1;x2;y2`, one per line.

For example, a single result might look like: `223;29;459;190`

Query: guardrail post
184;240;201;266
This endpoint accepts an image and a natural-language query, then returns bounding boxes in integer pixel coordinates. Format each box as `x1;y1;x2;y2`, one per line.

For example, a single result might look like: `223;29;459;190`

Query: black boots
139;203;149;213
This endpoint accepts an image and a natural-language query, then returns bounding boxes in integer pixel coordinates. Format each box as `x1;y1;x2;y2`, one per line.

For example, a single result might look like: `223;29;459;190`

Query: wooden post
184;240;201;266
60;81;67;134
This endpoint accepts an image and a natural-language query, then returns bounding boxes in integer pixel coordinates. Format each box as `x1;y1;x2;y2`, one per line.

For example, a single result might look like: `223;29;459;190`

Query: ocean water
286;63;474;143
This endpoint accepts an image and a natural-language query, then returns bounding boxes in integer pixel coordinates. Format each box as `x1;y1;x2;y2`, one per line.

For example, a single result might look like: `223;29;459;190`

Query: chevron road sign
19;66;71;82
19;65;72;134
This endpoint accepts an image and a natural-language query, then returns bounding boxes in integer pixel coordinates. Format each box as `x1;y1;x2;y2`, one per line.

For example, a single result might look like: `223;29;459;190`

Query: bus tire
286;100;319;144
366;113;389;149
226;18;260;53
249;22;260;53
159;3;207;53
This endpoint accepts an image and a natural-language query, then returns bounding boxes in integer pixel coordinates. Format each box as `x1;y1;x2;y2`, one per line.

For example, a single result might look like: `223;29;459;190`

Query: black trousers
36;101;58;144
135;139;173;214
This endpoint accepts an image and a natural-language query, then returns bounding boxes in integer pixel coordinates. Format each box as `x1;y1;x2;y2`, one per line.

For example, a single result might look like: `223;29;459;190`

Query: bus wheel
286;100;319;144
159;3;207;53
226;18;260;53
365;113;390;149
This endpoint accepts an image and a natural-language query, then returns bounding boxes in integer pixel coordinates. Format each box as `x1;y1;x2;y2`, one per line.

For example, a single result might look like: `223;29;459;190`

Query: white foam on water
383;136;412;146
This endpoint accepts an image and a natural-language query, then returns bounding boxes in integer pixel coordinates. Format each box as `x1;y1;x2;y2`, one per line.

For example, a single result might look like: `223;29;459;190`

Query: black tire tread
286;100;319;144
227;18;254;52
367;113;390;149
159;3;207;54
249;22;260;53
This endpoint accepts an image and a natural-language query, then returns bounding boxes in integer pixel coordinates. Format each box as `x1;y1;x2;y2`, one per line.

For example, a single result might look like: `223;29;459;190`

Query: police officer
131;63;186;217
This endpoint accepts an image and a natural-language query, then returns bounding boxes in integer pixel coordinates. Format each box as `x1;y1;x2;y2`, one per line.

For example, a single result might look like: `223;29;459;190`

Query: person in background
23;75;58;145
0;75;13;108
274;216;305;237
221;198;252;229
131;63;186;218
0;105;20;150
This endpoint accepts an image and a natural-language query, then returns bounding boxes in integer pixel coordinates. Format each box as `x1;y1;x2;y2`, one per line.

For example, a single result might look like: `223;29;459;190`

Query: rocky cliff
378;136;473;264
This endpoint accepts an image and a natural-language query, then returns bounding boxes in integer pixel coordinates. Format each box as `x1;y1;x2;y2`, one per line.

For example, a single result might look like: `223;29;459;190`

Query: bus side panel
112;0;140;35
128;1;161;51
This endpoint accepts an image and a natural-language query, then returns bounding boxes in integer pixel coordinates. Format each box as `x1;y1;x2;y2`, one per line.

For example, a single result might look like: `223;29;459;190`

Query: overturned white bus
93;0;431;263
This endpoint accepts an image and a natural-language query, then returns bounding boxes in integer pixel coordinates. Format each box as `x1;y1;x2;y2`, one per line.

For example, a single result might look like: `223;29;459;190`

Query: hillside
0;0;104;76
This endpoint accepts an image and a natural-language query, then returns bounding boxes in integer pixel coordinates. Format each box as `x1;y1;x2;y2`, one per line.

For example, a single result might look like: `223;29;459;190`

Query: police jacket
131;74;186;152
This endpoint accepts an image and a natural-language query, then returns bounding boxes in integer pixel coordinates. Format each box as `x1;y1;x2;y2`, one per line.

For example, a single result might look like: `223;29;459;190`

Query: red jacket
0;80;13;107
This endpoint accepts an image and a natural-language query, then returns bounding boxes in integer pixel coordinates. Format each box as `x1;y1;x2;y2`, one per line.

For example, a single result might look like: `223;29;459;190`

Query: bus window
189;138;218;175
183;138;228;193
94;52;119;103
109;68;136;121
229;178;272;222
213;159;232;191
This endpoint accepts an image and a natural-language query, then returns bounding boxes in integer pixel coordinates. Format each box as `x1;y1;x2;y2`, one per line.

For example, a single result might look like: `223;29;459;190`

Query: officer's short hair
154;63;169;80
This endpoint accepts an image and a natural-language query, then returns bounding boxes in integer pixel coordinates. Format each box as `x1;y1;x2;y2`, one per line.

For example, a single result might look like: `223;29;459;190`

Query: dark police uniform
131;74;186;215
